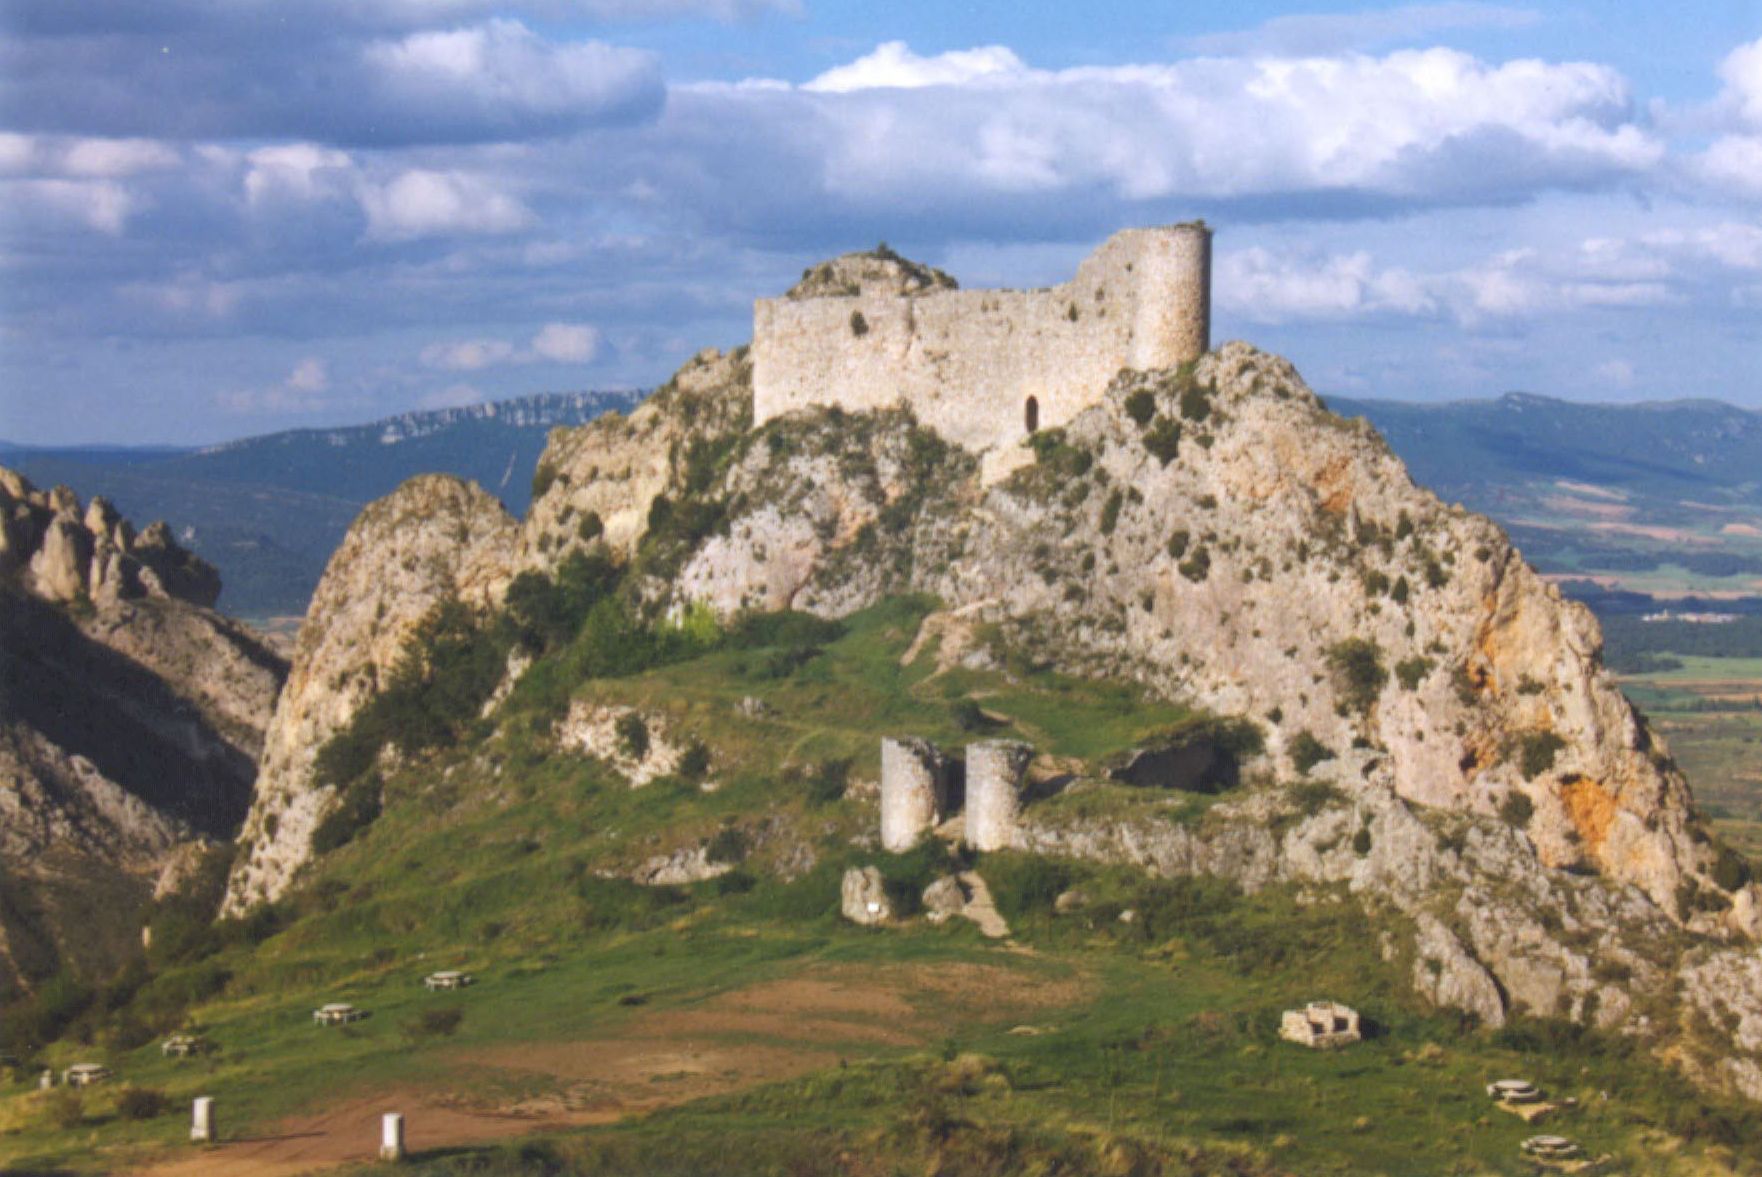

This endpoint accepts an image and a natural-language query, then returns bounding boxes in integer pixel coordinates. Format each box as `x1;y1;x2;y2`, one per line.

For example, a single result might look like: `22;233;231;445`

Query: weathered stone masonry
751;223;1211;468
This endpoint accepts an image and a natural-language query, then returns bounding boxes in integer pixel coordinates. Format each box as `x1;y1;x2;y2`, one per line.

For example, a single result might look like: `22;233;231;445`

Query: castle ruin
752;223;1211;475
965;740;1033;852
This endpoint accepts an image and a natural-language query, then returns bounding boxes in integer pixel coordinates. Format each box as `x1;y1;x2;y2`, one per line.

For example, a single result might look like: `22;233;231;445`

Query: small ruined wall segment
880;736;948;851
752;223;1211;458
966;740;1033;852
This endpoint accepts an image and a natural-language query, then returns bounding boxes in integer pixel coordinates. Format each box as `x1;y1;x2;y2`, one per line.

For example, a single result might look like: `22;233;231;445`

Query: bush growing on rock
1123;388;1156;427
1289;731;1334;776
615;712;650;760
1499;792;1535;828
1326;638;1388;716
1516;731;1567;780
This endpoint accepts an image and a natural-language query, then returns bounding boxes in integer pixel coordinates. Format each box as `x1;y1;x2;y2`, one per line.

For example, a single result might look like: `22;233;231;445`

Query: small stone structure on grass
841;866;892;925
423;970;475;991
162;1034;205;1058
64;1063;112;1087
1487;1079;1541;1103
1279;1001;1361;1048
1521;1135;1581;1160
313;1002;366;1026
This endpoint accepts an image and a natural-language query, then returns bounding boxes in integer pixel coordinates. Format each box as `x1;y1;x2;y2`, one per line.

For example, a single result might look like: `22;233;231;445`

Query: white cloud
1;179;136;233
712;43;1664;215
1178;3;1541;56
0;135;179;179
421;322;601;370
245;144;356;207
362;19;662;136
420;338;516;370
804;42;1029;92
1718;37;1762;127
217;356;341;414
286;356;330;392
1218;247;1436;321
530;322;600;362
358;169;532;239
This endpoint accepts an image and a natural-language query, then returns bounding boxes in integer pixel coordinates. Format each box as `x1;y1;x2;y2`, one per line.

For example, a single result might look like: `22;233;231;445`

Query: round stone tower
1128;221;1211;371
965;740;1034;852
880;737;948;851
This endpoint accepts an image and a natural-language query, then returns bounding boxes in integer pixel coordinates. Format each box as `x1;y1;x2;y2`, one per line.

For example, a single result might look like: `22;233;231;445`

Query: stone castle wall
751;224;1210;461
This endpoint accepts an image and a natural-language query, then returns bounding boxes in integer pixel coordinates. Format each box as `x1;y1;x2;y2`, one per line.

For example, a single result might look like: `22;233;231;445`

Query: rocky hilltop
0;468;286;991
221;290;1762;1099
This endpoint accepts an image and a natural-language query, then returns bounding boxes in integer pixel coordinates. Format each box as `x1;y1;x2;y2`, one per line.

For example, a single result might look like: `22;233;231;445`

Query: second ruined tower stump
965;740;1034;852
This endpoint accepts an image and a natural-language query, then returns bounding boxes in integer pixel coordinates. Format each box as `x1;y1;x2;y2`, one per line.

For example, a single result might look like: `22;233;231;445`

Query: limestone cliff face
670;343;1741;937
519;347;752;567
221;352;752;911
0;468;284;989
223;475;519;913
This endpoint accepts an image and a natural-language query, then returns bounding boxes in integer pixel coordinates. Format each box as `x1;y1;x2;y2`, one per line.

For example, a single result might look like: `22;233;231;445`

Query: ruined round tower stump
880;737;948;851
965;740;1034;852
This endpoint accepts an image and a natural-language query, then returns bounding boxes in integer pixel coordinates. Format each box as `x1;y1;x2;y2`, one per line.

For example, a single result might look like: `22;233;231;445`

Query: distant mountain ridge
7;390;644;618
1330;391;1762;597
1331;391;1762;503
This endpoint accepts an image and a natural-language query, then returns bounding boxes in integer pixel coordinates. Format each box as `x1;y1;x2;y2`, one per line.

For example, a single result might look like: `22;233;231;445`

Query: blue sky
1;0;1759;444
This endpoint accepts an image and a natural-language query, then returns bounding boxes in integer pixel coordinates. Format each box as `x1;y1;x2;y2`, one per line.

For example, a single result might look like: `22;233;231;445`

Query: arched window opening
1024;396;1040;435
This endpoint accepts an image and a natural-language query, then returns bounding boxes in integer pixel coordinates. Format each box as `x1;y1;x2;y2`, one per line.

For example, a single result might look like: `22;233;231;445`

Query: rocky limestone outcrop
223;475;519;913
841;866;892;925
786;246;958;301
223;352;754;909
520;347;752;568
1;467;220;609
0;469;284;990
664;343;1746;938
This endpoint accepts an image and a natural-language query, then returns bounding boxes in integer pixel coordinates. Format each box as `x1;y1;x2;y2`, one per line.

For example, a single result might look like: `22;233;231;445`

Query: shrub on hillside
116;1086;169;1120
1516;731;1567;780
1326;638;1388;716
1288;731;1334;776
1124;388;1156;426
1499;792;1535;828
615;712;650;760
310;776;382;855
1144;416;1182;465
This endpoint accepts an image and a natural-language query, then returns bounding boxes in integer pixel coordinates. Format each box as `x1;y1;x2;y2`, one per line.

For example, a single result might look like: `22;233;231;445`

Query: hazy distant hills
4;390;642;619
1332;392;1762;601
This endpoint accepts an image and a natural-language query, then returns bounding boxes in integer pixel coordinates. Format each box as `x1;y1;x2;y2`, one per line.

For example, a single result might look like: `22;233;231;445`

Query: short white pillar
191;1096;214;1143
380;1111;405;1161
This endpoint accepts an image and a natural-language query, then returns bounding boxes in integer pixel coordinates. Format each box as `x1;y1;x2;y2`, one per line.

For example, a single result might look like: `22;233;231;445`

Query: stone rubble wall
752;225;1210;464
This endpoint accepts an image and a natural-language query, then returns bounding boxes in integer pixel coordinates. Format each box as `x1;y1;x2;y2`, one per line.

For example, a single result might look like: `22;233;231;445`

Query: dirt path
126;960;1082;1177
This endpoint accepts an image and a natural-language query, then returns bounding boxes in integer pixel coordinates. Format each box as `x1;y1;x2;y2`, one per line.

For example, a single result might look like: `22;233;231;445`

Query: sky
1;1;1760;445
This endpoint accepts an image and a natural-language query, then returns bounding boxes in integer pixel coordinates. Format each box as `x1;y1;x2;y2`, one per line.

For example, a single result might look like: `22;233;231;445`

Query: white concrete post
191;1096;214;1143
380;1111;405;1161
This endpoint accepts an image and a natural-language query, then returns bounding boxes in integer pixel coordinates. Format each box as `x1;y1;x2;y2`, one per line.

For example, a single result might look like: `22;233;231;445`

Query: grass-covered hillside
3;577;1758;1174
